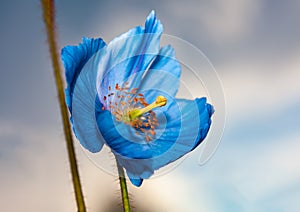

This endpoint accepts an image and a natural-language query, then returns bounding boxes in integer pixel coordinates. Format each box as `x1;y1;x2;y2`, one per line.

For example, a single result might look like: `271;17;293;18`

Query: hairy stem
117;161;131;212
41;1;86;211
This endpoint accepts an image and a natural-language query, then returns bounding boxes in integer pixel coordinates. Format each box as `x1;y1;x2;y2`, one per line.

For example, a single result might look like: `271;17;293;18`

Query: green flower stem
117;161;131;212
41;1;86;211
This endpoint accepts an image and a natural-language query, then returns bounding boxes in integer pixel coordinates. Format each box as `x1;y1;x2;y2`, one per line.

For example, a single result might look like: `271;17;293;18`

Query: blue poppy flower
61;11;214;187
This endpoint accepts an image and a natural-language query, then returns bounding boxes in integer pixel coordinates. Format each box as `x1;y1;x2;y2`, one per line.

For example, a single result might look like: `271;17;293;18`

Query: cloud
198;0;261;41
161;0;261;42
219;52;300;120
171;130;300;211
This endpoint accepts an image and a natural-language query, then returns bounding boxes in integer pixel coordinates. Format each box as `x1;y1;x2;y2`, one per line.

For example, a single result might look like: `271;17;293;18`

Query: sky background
0;0;300;211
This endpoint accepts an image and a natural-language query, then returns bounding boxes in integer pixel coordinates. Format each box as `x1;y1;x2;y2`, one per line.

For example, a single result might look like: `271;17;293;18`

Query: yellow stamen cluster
101;82;167;142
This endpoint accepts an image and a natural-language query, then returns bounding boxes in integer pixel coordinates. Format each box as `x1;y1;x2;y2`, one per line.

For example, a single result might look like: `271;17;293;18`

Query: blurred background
1;0;299;211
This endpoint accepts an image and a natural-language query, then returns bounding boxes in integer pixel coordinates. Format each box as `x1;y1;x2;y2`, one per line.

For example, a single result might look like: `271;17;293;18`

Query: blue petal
149;45;180;78
69;43;108;153
127;171;143;187
129;178;143;187
95;93;213;185
145;10;161;33
192;98;214;150
61;37;106;112
137;45;181;103
151;98;214;169
68;11;163;154
95;11;163;108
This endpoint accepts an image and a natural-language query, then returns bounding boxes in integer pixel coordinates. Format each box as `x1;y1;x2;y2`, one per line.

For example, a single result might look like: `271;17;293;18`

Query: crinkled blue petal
68;41;108;152
95;11;163;108
137;45;181;104
191;99;214;150
152;97;214;169
61;37;106;112
68;10;162;153
95;92;213;185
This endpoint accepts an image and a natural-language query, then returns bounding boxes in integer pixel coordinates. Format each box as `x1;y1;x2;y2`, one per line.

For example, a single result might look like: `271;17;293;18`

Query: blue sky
0;0;299;211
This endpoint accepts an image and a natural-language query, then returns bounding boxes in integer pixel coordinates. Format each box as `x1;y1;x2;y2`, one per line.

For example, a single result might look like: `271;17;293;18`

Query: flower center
101;83;167;142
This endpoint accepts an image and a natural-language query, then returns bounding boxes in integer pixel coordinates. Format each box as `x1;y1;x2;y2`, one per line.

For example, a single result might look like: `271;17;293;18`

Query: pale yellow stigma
128;95;167;121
